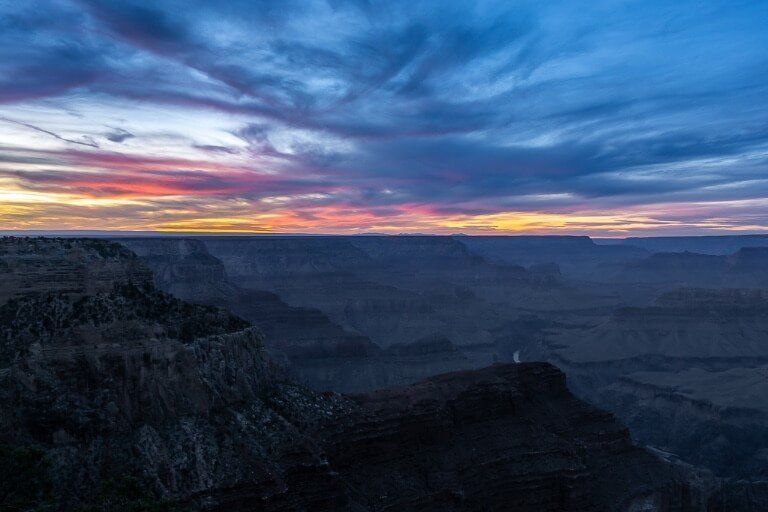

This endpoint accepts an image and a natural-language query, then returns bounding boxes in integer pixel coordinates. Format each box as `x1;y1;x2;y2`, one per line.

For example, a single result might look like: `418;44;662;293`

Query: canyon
3;235;768;510
114;235;768;483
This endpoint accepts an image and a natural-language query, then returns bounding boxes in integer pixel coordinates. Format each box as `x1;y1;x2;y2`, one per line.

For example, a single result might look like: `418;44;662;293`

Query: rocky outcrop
0;325;351;509
614;248;768;288
457;235;648;278
0;237;724;511
0;237;152;305
203;236;372;280
315;363;701;512
118;237;236;301
613;235;768;255
117;238;473;393
0;238;350;510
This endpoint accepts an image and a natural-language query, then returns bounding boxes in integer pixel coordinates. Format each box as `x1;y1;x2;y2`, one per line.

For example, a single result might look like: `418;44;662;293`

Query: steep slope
546;288;768;478
202;236;372;279
0;238;351;510
202;236;499;347
550;288;768;362
119;237;471;392
201;236;611;352
348;235;482;266
315;363;702;512
113;237;236;301
0;237;728;511
458;235;648;278
608;235;768;255
0;236;152;304
614;248;768;288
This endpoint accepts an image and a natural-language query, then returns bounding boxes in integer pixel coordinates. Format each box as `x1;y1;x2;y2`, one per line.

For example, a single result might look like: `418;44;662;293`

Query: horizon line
4;229;768;240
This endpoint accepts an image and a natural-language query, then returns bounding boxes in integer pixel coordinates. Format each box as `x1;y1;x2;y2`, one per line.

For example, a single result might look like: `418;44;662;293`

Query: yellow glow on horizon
435;211;669;234
0;189;147;208
2;182;768;235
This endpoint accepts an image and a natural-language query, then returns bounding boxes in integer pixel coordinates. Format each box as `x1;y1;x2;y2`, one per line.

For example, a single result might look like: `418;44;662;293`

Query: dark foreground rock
316;363;705;512
0;237;763;511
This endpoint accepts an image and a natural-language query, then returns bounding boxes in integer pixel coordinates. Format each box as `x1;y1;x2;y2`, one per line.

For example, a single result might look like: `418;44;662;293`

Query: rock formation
0;237;732;511
0;236;152;305
610;234;768;255
457;235;648;278
316;363;703;512
614;248;768;288
547;288;768;478
114;234;768;489
119;237;473;393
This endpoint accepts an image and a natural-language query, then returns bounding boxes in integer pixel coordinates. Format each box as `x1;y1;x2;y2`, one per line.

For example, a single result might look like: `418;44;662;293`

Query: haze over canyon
2;0;768;510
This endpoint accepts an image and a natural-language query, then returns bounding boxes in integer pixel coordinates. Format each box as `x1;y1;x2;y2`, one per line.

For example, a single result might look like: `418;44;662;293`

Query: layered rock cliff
119;237;472;393
0;237;152;305
612;234;768;255
0;237;723;511
0;238;351;510
614;248;768;288
457;235;648;278
198;235;611;352
315;363;702;512
547;288;768;479
114;237;236;301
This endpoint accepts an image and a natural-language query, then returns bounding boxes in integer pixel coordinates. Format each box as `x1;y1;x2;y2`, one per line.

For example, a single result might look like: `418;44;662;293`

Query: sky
1;0;767;236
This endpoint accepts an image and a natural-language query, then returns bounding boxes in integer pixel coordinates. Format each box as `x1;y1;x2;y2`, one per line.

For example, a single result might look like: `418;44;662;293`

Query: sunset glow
1;1;767;235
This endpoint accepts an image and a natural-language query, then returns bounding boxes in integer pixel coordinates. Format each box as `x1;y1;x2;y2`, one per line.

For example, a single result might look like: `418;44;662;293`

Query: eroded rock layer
0;237;717;511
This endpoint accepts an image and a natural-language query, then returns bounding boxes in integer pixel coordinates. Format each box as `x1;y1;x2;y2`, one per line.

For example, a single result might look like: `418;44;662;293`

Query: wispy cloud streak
0;0;766;233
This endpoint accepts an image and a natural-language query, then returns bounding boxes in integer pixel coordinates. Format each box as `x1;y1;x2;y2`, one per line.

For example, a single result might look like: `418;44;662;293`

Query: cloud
0;117;100;148
192;144;239;154
0;4;109;104
0;0;767;234
104;128;135;143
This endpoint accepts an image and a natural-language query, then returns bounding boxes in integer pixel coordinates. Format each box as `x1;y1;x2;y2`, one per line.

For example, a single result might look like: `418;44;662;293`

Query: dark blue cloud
0;4;107;103
1;0;767;225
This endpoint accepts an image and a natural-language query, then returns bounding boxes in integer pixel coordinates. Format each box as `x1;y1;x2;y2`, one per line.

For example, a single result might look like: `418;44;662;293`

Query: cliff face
0;237;714;511
0;327;355;510
109;235;768;489
0;237;152;305
589;368;768;480
316;363;699;512
117;238;236;301
614;235;768;255
551;288;768;362
203;236;372;279
457;235;648;278
118;237;472;393
348;235;482;266
614;248;768;288
0;238;351;510
547;287;768;479
197;236;612;356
